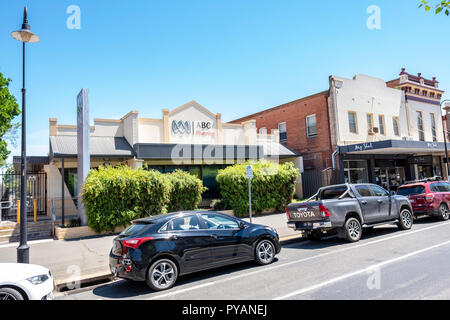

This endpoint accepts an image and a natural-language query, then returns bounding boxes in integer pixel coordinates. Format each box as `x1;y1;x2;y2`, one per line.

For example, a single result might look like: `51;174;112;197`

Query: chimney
49;118;57;136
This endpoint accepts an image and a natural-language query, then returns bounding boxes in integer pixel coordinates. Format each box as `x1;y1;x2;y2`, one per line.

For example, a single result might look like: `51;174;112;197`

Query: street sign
246;165;253;180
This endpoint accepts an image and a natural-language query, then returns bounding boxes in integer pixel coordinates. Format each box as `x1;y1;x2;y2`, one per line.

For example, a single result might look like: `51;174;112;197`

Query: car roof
134;210;228;224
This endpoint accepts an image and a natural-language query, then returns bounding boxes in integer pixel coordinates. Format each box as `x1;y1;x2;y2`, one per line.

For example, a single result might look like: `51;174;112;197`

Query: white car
0;263;54;300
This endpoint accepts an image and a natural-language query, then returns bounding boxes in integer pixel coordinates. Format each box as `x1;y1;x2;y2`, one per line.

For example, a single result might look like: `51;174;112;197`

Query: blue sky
0;0;449;161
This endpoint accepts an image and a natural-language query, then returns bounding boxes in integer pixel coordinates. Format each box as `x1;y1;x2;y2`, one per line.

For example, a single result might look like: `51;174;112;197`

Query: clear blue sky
0;0;449;160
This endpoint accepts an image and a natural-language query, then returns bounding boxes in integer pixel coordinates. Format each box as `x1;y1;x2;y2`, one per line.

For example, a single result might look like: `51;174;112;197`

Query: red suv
397;180;450;221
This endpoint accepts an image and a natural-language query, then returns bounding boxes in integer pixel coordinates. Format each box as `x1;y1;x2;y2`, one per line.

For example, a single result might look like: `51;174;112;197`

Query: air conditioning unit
368;127;379;135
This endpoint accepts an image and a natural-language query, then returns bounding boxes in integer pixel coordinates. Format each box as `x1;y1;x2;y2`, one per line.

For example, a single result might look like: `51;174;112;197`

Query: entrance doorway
375;167;405;192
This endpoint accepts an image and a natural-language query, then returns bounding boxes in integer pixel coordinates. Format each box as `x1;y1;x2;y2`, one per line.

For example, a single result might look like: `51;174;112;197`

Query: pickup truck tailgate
287;202;323;221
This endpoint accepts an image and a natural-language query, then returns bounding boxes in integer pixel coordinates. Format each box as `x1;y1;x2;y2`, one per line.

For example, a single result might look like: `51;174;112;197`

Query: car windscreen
319;186;348;200
397;186;425;196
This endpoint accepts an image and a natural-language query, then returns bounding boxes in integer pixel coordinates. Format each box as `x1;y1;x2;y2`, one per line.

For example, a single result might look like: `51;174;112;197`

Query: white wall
332;74;407;145
138;120;164;143
405;99;444;142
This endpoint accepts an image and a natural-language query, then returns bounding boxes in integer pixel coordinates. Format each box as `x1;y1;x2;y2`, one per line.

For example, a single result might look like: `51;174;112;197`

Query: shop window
378;115;385;135
344;160;368;183
430;113;437;142
417;111;425;141
306;115;317;137
278;122;287;141
348;111;358;134
392;117;400;136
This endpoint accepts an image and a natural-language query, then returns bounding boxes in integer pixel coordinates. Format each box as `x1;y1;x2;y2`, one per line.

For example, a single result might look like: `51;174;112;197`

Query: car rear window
320;186;348;200
397;186;426;196
120;223;150;236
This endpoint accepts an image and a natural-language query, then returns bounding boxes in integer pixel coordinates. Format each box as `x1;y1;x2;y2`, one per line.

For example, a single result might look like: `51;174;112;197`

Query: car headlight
26;274;49;285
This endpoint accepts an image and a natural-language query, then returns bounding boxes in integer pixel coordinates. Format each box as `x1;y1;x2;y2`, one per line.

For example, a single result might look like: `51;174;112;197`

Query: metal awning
50;136;135;158
339;140;450;155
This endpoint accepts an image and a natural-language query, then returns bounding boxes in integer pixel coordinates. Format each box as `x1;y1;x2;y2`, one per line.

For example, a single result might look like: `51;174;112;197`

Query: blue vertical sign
77;89;90;225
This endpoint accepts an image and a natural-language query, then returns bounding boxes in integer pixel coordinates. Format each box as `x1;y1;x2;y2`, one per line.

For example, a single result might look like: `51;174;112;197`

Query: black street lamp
441;99;450;181
11;7;40;264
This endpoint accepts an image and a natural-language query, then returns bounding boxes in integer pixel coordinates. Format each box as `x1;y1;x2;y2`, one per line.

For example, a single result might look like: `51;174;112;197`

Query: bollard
34;199;37;222
17;200;20;224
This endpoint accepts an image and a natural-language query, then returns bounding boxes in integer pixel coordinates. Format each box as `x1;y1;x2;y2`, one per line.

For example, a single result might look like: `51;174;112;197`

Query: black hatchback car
109;211;281;291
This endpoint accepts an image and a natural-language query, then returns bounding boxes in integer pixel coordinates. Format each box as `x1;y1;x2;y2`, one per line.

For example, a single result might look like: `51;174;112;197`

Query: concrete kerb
54;234;304;296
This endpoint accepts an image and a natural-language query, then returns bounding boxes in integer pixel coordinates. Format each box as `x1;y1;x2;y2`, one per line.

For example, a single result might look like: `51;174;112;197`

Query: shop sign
171;120;215;137
353;142;373;152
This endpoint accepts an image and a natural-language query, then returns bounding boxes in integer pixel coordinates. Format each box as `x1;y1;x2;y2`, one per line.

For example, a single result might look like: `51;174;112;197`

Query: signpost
246;165;253;223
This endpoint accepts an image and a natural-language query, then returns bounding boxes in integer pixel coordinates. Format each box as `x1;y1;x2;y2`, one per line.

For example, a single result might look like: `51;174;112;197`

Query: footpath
0;211;301;291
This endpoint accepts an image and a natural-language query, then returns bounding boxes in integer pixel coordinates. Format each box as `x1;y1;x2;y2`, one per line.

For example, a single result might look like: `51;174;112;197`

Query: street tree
0;73;20;167
419;1;450;15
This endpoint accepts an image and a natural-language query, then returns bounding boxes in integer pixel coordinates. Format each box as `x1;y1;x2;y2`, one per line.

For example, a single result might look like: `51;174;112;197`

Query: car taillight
319;205;331;218
286;208;290;219
122;237;154;250
425;194;435;203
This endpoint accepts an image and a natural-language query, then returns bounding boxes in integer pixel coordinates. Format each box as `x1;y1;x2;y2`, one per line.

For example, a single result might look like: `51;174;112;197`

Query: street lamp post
441;99;450;181
11;7;40;264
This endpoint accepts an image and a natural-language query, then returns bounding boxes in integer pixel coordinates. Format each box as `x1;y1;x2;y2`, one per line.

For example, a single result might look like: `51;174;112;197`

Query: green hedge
166;170;207;212
82;166;205;233
216;161;299;217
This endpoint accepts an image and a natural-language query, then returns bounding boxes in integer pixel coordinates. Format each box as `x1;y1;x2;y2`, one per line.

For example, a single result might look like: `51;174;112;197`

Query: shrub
82;166;172;233
166;170;207;212
216;161;299;217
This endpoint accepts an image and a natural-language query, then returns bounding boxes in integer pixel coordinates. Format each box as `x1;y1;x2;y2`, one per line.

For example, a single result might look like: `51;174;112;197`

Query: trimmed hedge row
82;166;206;233
216;161;299;217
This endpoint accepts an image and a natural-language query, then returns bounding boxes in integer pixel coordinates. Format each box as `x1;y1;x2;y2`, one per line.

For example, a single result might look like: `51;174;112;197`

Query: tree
0;73;20;167
419;1;450;15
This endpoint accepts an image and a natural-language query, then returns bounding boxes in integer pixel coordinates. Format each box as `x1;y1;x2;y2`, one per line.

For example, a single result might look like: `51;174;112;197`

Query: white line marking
146;221;450;300
0;238;54;249
273;239;450;300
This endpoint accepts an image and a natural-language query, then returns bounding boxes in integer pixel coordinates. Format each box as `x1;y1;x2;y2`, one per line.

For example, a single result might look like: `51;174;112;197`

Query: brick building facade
229;91;332;171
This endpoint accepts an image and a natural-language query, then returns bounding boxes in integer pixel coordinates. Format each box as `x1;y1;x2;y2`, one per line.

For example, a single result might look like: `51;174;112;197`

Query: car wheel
146;259;178;291
344;217;362;242
255;239;276;266
438;204;450;221
397;209;413;230
0;287;24;300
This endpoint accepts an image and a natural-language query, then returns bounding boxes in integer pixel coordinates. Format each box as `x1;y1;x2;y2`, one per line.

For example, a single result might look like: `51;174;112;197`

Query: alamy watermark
67;5;81;30
366;5;381;30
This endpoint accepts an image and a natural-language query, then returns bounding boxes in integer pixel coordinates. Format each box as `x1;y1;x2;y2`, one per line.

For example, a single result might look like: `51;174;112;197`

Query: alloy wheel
347;220;360;240
440;204;449;220
0;292;18;300
150;261;176;290
401;210;413;228
257;240;275;264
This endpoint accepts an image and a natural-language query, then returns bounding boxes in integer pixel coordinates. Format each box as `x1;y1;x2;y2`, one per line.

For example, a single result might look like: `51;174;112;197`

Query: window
278;122;287;141
355;185;372;197
417;111;424;141
397;185;426;196
306;115;317;137
430;113;437;142
378;115;385;135
320;186;349;200
415;88;420;95
422;90;428;97
366;113;374;130
163;215;203;231
259;127;267;135
370;185;390;197
348;111;357;134
200;213;239;230
430;182;450;192
344;160;369;184
392;117;400;136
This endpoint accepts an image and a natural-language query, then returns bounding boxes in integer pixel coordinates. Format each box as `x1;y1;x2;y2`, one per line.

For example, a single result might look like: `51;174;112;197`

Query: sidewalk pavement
0;211;300;290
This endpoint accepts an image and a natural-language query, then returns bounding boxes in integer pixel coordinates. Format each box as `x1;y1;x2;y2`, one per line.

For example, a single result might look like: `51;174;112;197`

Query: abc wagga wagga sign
172;120;215;137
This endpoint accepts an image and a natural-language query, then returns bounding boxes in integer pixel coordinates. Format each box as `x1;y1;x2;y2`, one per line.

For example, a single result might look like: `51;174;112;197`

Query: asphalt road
58;217;450;300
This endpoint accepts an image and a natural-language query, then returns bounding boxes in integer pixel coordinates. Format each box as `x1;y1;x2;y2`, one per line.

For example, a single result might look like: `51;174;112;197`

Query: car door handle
169;235;179;240
210;234;219;239
377;199;383;203
361;201;367;205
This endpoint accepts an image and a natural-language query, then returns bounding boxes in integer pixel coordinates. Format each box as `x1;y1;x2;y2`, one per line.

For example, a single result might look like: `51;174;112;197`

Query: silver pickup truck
287;183;413;242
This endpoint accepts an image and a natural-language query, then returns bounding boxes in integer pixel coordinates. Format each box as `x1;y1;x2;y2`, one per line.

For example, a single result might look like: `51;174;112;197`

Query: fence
301;169;340;198
0;172;47;221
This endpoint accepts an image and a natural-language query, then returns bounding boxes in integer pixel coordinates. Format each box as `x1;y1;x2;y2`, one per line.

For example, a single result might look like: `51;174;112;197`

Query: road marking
146;221;450;300
0;238;54;249
273;238;450;300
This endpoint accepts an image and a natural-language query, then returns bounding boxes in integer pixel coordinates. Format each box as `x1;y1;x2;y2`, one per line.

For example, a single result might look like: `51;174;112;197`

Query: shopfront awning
339;140;450;155
50;136;135;158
